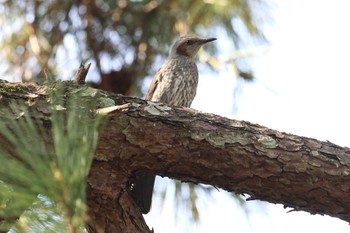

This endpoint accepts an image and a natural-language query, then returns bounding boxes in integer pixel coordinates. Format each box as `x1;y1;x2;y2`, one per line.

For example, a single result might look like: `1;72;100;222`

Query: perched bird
132;35;216;214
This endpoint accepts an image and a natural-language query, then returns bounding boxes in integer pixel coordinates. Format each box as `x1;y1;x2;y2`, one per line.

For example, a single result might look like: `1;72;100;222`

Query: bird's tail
131;175;155;214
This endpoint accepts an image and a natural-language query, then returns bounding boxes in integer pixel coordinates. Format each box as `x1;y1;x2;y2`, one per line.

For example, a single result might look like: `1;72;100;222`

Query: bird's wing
145;69;162;101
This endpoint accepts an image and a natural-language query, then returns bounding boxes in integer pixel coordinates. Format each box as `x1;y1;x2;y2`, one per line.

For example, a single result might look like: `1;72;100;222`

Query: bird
131;34;217;214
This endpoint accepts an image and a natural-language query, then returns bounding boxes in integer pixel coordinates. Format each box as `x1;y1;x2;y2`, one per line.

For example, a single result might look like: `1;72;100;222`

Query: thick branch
0;80;350;232
95;100;350;223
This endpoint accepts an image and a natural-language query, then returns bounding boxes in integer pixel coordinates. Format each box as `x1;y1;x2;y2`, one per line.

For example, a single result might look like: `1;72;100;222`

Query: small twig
96;103;131;115
75;63;91;84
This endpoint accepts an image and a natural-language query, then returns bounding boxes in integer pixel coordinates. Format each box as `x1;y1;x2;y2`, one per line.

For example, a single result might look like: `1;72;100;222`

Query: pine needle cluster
0;84;105;233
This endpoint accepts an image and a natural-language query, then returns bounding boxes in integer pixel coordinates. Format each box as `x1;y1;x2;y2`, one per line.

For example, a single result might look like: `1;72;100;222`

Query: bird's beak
199;37;217;44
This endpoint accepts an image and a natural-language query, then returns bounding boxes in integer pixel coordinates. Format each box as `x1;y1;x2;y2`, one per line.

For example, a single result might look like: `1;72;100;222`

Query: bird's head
170;35;217;59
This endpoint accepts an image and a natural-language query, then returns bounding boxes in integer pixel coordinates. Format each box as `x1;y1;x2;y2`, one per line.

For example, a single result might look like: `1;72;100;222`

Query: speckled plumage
132;35;216;214
146;57;198;107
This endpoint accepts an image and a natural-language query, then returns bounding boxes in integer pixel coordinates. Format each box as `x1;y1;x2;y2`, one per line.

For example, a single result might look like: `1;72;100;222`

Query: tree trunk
0;80;350;232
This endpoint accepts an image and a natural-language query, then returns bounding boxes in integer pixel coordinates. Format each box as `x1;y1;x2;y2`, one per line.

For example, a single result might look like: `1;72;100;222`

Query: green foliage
0;0;268;88
0;84;105;232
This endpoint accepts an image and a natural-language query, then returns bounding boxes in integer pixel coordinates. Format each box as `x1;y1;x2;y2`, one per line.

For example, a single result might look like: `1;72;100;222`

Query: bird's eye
186;40;194;45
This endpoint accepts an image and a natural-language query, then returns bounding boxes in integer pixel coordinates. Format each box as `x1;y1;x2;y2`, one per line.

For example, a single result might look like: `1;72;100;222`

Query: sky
145;0;350;232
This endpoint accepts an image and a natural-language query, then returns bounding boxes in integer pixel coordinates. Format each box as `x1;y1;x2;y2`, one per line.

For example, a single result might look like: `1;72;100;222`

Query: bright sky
145;0;350;232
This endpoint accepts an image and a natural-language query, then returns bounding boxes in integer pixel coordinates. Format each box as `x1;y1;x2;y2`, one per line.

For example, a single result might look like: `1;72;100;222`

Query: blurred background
1;0;350;232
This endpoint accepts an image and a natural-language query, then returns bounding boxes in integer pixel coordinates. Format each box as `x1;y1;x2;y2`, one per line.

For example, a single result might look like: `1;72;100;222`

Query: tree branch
0;80;349;232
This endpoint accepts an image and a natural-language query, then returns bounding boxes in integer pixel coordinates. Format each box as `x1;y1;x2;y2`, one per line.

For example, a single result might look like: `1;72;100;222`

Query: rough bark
0;80;350;232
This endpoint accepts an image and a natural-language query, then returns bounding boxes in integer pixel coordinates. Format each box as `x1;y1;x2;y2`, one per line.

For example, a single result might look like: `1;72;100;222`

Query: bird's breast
166;59;198;107
152;58;199;107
